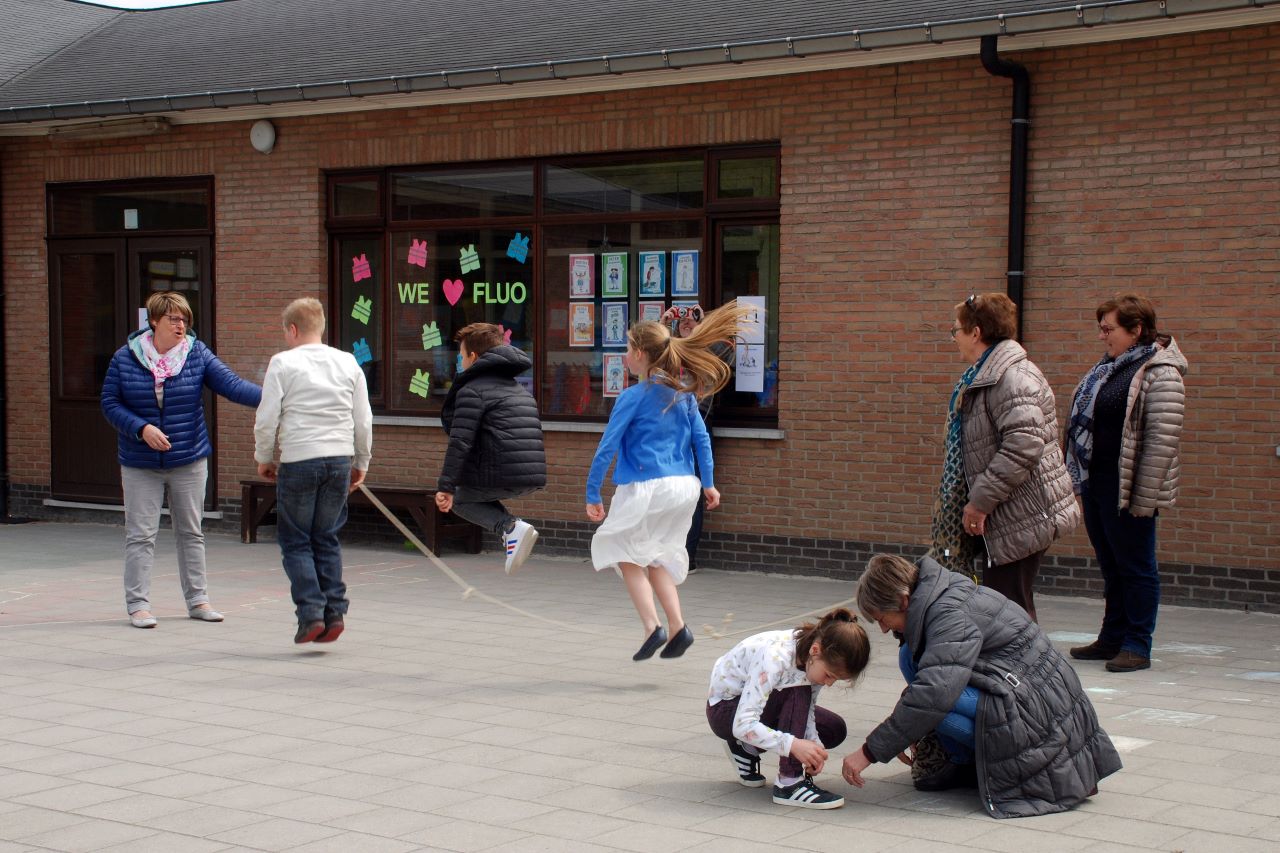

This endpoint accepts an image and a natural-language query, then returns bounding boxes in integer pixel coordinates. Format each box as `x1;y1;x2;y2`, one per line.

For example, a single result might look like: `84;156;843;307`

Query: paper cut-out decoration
421;322;442;350
570;302;594;347
603;353;627;398
352;254;372;283
459;244;480;274
602;252;628;298
397;282;431;303
351;295;373;324
498;324;513;345
409;369;431;398
443;278;465;306
639;251;665;296
408;239;429;267
569;253;595;298
352;338;372;365
639;302;665;323
472;281;527;304
735;344;764;393
506;232;530;263
603;303;628;347
672;250;699;296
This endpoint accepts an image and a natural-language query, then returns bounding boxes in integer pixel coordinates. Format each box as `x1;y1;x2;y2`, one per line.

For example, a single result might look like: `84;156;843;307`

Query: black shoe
772;775;844;809
723;740;766;787
294;621;325;644
633;626;668;661
315;615;344;643
913;760;978;792
1070;640;1120;661
660;625;694;658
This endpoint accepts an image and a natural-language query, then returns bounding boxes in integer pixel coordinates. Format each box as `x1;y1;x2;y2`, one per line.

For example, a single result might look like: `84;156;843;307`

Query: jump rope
357;483;859;643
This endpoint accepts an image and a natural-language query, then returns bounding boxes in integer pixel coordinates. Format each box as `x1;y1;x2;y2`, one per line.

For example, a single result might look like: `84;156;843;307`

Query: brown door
48;236;214;505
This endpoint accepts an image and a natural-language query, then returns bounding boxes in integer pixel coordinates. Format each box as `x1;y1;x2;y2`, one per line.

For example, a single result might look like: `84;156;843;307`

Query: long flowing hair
627;302;752;399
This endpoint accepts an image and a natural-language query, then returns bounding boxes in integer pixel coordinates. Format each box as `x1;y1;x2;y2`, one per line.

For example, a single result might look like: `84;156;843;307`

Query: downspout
980;35;1029;340
0;146;8;520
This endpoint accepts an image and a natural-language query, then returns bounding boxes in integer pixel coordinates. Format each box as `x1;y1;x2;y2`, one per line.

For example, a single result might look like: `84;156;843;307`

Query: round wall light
250;119;276;154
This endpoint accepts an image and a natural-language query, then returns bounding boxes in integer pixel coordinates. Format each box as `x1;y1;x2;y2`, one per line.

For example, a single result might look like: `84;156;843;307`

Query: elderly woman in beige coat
929;293;1080;622
1066;293;1187;673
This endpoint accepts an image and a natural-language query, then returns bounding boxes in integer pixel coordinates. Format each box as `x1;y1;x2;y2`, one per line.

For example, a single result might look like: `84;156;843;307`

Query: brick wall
3;23;1277;611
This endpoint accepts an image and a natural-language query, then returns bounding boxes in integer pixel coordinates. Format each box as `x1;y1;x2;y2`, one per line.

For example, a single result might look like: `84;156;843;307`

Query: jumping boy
435;323;545;572
254;298;372;644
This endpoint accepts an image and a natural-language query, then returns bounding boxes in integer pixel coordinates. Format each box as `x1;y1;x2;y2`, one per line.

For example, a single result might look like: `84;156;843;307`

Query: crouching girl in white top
706;609;870;809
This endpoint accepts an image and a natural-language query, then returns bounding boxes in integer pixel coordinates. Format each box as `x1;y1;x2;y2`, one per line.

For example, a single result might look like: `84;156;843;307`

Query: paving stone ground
1;521;1278;852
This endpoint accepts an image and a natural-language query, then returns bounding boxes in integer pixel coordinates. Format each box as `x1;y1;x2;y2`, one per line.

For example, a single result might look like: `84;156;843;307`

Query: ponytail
627;301;753;400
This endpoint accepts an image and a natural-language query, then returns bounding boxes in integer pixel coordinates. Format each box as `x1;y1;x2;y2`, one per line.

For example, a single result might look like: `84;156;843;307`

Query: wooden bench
240;479;482;554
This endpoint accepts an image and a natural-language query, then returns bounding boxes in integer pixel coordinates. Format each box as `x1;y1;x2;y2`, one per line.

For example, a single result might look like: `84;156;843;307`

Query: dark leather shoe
1105;650;1151;672
1070;640;1120;661
315;615;344;643
633;626;668;661
660;626;694;658
913;760;978;792
294;621;325;644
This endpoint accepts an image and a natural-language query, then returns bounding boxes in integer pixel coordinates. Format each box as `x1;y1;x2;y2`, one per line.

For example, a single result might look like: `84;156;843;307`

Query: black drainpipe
980;35;1030;341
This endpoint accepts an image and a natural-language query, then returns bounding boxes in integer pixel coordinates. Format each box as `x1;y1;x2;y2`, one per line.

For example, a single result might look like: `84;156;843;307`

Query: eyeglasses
162;314;188;326
1098;324;1117;335
949;325;963;339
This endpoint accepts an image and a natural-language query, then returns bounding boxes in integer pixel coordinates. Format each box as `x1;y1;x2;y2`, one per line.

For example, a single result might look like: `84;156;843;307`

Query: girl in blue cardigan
586;303;748;661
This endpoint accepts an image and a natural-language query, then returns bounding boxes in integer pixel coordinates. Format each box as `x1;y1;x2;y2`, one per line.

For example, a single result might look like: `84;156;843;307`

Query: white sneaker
504;520;538;574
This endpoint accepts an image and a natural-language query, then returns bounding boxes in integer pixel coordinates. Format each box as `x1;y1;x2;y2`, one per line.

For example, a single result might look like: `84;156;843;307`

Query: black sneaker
315;615;344;643
723;740;766;788
772;775;844;809
294;621;325;644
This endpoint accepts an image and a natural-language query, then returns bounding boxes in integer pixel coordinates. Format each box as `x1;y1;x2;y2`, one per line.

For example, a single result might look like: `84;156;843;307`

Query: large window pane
541;220;701;418
544;159;703;214
331;176;380;220
717;223;779;416
717;157;778;200
335;235;384;399
49;184;210;235
386;228;535;413
391;167;534;221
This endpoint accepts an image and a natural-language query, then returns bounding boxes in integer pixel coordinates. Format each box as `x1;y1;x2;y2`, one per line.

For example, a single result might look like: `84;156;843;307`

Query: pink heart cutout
443;279;464;306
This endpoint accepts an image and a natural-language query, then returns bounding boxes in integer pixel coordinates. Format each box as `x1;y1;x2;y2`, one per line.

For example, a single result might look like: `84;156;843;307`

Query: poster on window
735;344;765;393
602;303;629;347
672;250;699;296
737;295;766;345
639;301;665;323
570;302;595;347
601;252;628;297
569;254;595;298
639;251;665;296
603;353;628;397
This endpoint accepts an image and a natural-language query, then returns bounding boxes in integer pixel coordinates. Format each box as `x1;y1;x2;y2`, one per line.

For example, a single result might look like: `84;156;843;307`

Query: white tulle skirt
591;475;701;585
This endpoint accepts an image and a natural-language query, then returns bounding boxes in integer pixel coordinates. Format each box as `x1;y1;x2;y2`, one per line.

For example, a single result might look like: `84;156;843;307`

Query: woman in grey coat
930;293;1080;622
841;554;1121;818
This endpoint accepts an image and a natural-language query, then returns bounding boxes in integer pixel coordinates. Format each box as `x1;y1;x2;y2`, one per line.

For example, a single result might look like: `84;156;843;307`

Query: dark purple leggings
706;685;847;778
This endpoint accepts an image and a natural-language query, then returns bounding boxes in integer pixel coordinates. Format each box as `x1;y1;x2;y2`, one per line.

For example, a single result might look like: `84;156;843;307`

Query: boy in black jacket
435;323;547;572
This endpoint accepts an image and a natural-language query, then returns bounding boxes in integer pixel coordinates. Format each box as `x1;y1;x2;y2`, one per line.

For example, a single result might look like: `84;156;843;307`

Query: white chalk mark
1234;671;1280;682
1118;708;1216;727
1153;642;1232;656
1047;631;1096;643
1109;735;1152;753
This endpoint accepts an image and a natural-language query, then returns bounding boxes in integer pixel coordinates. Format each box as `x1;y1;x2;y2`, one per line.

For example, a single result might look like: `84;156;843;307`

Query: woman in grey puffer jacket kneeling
841;554;1121;819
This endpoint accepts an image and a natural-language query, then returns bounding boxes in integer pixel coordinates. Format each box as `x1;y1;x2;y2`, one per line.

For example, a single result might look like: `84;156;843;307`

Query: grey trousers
121;458;210;615
450;484;536;535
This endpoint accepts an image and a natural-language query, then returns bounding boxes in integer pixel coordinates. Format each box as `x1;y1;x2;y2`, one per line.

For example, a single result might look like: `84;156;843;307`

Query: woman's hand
141;424;171;451
789;738;828;775
585;503;605;522
841;748;872;788
897;741;917;766
962;502;987;536
703;487;721;511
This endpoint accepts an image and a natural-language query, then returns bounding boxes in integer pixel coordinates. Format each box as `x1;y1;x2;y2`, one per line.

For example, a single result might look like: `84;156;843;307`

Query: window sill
42;499;224;519
373;415;783;439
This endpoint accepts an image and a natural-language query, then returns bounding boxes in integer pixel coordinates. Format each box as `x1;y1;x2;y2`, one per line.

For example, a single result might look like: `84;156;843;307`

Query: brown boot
1105;650;1151;672
1070;640;1120;661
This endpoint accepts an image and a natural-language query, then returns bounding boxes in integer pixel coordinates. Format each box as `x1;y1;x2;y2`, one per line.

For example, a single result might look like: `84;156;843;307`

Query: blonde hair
856;554;920;618
628;301;752;399
282;298;326;336
146;291;192;325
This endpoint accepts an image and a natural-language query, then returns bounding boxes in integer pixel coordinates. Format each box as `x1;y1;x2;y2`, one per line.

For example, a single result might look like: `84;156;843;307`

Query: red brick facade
4;24;1278;609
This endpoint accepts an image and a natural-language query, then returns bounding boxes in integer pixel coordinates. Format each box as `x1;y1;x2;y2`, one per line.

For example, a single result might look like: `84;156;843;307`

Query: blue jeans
276;457;352;624
1081;478;1160;657
900;643;980;764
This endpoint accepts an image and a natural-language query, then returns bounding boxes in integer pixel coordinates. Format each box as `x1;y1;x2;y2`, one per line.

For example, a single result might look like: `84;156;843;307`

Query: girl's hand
585;503;605;522
842;749;871;788
789;738;828;775
703;487;721;510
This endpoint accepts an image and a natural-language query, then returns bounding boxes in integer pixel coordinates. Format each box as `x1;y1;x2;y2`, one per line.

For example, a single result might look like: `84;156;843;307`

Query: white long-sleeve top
707;630;820;756
254;344;372;469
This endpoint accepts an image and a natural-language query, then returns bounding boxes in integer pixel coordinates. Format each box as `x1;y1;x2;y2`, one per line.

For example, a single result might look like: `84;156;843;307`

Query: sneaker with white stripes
772;775;844;809
723;740;766;787
504;519;538;574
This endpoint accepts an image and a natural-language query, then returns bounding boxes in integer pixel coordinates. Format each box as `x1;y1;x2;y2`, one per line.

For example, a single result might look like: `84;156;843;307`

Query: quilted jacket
959;339;1082;565
864;557;1122;819
101;328;262;470
438;345;546;494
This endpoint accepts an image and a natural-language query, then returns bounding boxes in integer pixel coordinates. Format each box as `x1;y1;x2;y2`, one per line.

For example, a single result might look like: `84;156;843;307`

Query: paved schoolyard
0;522;1277;853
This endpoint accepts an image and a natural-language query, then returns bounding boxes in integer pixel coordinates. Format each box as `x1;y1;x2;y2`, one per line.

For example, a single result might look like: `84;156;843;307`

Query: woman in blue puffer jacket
101;292;261;629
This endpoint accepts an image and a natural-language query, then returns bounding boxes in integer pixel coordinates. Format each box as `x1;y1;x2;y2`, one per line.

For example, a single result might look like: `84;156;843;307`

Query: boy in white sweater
254;298;372;644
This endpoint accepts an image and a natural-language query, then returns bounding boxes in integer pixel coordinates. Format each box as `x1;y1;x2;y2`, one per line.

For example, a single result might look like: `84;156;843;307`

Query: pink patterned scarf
138;329;192;394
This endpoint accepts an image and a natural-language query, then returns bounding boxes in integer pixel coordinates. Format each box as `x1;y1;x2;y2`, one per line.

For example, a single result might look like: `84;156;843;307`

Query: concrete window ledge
42;498;224;520
374;415;783;440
